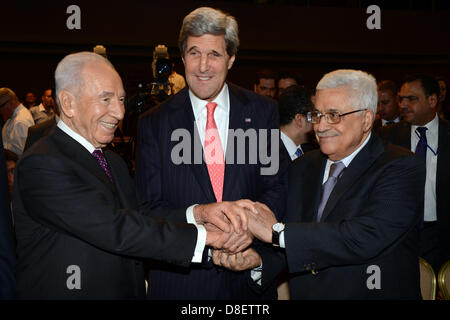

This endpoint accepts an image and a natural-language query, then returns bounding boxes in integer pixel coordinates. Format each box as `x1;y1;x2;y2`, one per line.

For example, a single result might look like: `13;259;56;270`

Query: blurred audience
29;89;55;125
0;88;35;156
374;80;401;131
254;69;277;99
277;71;303;98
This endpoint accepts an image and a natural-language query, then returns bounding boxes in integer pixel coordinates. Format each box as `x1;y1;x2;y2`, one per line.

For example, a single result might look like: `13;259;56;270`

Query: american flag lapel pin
245;117;252;123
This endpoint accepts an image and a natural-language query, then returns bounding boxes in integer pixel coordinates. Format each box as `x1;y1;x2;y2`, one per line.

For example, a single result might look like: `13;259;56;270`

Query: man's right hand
246;202;277;243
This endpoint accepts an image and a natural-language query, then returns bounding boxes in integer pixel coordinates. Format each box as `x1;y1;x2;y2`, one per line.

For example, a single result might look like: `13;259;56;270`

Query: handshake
193;200;278;271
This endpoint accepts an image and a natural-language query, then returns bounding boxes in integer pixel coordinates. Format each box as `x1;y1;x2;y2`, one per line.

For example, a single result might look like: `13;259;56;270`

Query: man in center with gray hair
215;69;426;299
136;7;287;299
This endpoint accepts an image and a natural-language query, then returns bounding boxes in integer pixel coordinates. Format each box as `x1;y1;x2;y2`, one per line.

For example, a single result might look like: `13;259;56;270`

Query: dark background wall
1;0;450;102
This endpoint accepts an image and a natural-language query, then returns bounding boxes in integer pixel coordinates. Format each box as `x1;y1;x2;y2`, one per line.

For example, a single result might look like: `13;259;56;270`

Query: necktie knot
206;102;218;117
416;126;427;137
328;161;345;179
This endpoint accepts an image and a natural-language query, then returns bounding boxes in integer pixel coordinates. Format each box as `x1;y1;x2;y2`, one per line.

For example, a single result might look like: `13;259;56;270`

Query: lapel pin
245;118;252;123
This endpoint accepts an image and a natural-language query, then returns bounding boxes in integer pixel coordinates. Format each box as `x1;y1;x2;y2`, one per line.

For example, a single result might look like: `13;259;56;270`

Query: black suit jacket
13;127;198;299
379;119;450;266
135;84;288;299
0;134;16;299
262;134;425;299
24;115;57;151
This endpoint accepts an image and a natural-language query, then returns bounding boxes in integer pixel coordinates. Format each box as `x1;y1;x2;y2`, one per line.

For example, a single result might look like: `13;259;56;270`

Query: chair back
419;257;436;300
438;260;450;300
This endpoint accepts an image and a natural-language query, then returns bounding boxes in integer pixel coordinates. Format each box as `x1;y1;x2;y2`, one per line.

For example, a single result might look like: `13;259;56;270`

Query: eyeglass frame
306;108;368;124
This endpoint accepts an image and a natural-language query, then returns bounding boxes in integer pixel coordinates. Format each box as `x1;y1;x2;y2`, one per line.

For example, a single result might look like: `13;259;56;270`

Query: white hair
54;51;114;108
316;69;378;119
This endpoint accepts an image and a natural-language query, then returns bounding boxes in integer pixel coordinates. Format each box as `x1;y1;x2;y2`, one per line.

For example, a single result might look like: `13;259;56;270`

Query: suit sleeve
16;154;198;267
284;155;425;273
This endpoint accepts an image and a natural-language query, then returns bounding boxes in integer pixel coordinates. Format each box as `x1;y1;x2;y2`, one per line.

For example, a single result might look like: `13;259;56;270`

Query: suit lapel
223;84;251;201
51;127;115;193
169;89;216;202
304;154;326;223
320;134;384;222
104;150;134;208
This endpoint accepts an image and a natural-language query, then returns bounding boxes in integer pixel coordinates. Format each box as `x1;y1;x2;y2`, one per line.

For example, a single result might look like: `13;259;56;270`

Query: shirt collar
189;83;229;117
327;132;372;168
57;119;99;154
411;113;439;134
280;131;300;158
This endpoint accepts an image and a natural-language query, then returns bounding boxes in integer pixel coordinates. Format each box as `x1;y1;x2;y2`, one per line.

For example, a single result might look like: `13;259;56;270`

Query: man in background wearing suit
379;74;450;274
215;69;426;299
278;85;318;162
135;7;287;299
13;51;254;299
373;80;401;132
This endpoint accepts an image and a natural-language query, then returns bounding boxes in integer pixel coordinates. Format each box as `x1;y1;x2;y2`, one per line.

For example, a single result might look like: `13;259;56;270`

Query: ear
227;55;235;70
294;113;303;128
363;109;375;132
58;90;76;119
427;94;438;110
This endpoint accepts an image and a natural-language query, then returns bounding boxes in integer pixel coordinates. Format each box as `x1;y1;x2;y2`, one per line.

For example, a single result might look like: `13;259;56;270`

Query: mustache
316;130;339;138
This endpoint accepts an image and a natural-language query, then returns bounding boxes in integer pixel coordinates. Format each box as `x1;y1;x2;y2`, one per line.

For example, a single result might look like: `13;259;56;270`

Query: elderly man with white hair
12;51;256;299
215;69;427;299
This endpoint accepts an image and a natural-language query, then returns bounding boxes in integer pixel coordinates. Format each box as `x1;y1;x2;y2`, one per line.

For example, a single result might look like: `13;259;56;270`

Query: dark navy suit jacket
135;83;288;299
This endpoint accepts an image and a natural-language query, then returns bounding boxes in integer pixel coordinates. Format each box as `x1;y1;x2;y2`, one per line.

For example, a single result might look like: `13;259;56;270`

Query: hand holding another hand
211;248;262;272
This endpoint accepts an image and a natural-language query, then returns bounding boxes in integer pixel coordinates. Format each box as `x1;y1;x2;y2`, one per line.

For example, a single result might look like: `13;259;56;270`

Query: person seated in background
278;85;317;161
24;88;60;151
277;71;303;98
23;92;37;109
0;88;35;156
373;80;401;132
254;69;277;99
29;89;55;124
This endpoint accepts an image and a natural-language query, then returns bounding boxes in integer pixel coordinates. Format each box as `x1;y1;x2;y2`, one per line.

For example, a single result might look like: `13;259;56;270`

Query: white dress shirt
410;114;438;222
381;117;400;126
280;131;303;161
2;104;35;156
57;119;206;262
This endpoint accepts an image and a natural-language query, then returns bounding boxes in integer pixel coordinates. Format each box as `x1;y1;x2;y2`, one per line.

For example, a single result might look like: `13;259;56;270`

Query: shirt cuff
280;230;285;249
186;204;206;263
251;263;263;286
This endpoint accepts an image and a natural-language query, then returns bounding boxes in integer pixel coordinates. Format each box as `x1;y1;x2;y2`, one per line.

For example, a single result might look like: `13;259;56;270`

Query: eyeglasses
306;108;368;124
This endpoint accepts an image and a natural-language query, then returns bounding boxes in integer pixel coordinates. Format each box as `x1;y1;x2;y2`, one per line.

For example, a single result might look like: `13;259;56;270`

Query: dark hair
277;71;304;87
402;74;440;100
254;70;277;86
278;85;313;126
377;80;398;96
4;149;18;163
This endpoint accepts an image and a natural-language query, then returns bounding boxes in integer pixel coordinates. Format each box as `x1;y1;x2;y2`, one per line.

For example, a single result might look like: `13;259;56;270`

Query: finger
221;203;245;234
208;211;231;233
235;199;258;214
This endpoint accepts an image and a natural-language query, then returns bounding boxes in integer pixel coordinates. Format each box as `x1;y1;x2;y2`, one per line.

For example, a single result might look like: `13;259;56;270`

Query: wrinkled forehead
80;62;124;93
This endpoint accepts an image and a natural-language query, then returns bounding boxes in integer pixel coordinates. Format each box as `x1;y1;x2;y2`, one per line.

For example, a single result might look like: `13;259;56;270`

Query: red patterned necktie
92;149;114;183
204;102;225;202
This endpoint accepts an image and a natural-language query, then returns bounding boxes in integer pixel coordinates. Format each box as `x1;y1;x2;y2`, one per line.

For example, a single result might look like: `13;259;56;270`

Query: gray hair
178;7;239;58
0;88;18;106
316;69;378;119
54;51;114;109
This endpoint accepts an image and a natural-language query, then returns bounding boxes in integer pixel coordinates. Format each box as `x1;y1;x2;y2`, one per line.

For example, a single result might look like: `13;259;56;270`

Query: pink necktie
204;102;225;202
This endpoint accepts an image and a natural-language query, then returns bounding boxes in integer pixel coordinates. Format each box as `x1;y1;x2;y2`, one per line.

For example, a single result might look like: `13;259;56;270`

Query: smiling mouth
196;76;212;81
100;121;117;129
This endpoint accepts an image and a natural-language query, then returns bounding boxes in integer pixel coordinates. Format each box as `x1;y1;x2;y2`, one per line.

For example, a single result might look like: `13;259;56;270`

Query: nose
199;54;210;73
111;97;125;121
315;114;330;132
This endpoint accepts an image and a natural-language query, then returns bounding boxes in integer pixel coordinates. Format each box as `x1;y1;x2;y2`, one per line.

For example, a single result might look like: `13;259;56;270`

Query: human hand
205;222;253;253
193;200;258;234
246;202;277;243
211;248;262;272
